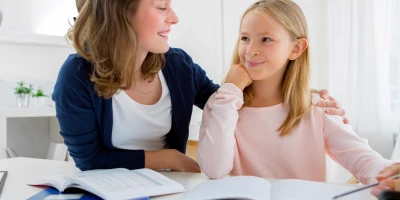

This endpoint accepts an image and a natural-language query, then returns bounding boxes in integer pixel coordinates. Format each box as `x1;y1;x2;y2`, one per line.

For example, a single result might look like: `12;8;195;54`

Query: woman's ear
288;38;308;60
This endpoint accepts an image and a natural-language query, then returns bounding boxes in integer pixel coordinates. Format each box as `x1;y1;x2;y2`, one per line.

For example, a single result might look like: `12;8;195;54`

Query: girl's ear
288;38;308;60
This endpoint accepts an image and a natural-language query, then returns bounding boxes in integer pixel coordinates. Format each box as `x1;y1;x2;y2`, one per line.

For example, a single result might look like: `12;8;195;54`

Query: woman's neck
133;49;149;82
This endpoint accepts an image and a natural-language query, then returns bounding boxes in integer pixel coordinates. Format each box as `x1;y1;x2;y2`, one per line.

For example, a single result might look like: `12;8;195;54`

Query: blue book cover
28;187;150;200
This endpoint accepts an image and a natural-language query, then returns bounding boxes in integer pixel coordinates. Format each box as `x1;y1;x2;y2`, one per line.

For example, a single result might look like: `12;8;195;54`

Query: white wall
295;0;329;90
0;0;77;36
168;0;224;140
0;43;74;81
170;0;224;84
0;0;76;104
0;0;76;158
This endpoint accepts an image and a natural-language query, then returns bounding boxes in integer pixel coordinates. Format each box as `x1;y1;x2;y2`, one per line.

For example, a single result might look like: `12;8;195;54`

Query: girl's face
133;0;179;54
238;10;295;81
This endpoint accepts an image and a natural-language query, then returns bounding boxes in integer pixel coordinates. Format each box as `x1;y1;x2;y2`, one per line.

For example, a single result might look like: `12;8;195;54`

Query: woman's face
132;0;179;54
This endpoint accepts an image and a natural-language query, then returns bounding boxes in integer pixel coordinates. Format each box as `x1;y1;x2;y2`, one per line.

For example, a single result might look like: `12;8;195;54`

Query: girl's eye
159;7;167;11
262;37;272;42
241;37;250;42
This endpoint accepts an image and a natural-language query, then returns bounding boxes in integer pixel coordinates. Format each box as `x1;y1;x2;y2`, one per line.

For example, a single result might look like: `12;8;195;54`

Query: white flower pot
15;93;30;107
32;96;48;107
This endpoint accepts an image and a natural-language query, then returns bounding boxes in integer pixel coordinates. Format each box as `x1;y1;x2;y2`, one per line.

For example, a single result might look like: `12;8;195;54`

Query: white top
111;71;172;151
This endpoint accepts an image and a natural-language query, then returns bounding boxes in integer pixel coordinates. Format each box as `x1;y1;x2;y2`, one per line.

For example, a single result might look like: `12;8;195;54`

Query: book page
183;176;272;200
270;179;373;200
28;175;70;192
72;168;184;199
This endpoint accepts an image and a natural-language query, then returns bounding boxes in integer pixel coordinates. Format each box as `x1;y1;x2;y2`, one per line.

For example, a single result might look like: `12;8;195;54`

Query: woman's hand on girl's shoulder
315;89;349;124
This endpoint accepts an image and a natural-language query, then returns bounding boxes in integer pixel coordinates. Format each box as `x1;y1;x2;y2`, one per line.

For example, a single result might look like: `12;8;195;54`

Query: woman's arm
177;49;219;109
53;55;148;170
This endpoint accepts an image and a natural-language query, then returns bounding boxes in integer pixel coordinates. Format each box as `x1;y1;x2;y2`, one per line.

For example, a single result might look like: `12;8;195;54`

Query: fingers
319;89;329;100
381;179;400;191
317;98;346;117
319;89;338;102
371;185;389;197
187;157;201;173
317;100;341;109
246;79;253;87
325;108;346;116
343;116;350;124
377;163;400;181
191;162;201;173
178;155;201;173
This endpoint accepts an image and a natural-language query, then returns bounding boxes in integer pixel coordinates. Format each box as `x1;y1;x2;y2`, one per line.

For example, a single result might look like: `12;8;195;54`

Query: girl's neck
248;74;284;108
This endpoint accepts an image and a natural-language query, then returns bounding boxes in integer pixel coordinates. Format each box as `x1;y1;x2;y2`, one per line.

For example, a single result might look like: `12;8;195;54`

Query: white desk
0;107;59;159
0;157;377;200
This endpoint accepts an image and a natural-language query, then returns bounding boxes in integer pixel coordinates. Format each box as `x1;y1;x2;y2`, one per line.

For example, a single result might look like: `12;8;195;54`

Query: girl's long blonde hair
68;0;165;99
232;0;312;136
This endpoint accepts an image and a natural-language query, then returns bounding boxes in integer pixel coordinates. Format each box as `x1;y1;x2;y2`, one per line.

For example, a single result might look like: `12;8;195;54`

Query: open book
28;168;185;199
183;176;373;200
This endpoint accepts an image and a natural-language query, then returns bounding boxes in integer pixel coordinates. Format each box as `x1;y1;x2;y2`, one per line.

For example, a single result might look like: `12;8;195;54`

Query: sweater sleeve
178;49;219;110
197;83;243;179
323;113;394;184
52;55;145;171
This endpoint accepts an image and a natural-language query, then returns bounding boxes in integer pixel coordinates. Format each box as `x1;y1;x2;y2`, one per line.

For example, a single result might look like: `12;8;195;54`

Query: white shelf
0;106;56;118
0;30;70;47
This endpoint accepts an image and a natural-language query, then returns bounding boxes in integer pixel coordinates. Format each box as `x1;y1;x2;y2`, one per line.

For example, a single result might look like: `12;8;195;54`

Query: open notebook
28;168;185;199
183;176;373;200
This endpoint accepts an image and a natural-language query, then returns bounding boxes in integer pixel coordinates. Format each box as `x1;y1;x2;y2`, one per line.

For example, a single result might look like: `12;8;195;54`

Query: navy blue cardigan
52;48;219;171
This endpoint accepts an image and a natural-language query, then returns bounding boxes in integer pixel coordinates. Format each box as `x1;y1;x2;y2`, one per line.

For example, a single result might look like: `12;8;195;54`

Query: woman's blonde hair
232;0;311;136
68;0;165;99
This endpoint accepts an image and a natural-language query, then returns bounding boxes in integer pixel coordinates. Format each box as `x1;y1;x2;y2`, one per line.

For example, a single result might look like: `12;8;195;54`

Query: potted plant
14;81;33;107
32;88;49;107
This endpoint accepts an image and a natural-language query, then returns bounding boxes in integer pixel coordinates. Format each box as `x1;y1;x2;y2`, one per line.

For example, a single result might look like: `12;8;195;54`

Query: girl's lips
246;61;265;67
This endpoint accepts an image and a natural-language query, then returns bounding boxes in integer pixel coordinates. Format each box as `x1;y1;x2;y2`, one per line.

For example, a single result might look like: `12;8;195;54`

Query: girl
52;0;347;172
198;0;395;184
